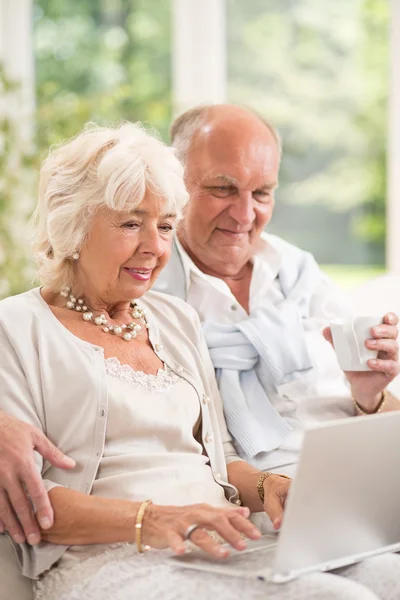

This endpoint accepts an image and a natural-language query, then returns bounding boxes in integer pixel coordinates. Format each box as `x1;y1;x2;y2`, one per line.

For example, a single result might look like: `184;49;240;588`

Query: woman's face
76;192;176;305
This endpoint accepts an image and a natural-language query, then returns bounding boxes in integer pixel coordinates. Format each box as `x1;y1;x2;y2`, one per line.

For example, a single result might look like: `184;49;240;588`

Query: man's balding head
170;104;282;165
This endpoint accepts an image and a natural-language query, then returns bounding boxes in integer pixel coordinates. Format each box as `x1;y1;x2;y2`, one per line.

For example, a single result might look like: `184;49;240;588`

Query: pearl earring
72;251;80;261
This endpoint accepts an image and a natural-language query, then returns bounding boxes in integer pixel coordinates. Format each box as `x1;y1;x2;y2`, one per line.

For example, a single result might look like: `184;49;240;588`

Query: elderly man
154;103;400;475
0;104;399;556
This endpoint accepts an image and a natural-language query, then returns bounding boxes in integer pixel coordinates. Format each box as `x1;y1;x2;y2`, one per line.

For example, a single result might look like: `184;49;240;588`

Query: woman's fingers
146;503;258;556
210;516;247;551
263;492;284;530
190;527;229;558
262;478;289;530
229;511;261;540
190;506;259;551
167;530;186;555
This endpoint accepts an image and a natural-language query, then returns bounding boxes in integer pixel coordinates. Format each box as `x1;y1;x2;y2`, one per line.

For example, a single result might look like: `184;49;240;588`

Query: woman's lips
123;268;153;281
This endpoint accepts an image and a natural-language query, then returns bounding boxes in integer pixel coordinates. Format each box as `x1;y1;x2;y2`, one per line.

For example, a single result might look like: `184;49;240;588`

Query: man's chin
207;244;251;271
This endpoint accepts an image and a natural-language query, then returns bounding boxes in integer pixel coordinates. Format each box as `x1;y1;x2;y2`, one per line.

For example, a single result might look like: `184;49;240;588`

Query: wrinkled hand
0;411;75;544
262;475;291;530
142;503;261;558
323;313;400;411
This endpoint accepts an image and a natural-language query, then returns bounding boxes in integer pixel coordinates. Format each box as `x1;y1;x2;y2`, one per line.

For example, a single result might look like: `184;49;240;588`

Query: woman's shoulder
0;288;43;328
139;289;201;333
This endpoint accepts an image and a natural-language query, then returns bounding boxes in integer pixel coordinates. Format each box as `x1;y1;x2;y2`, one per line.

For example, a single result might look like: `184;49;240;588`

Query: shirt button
234;498;242;506
100;409;106;417
202;395;211;405
213;471;221;479
204;433;213;444
230;304;237;311
155;343;163;352
176;365;183;373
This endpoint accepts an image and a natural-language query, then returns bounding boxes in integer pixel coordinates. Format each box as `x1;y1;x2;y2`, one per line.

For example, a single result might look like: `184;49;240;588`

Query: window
227;0;389;278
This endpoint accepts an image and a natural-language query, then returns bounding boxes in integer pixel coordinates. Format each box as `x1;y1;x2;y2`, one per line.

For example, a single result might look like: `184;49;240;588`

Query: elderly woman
0;123;397;600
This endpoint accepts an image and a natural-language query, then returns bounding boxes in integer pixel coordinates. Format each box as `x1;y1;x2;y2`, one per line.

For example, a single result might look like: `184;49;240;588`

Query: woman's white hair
33;122;188;291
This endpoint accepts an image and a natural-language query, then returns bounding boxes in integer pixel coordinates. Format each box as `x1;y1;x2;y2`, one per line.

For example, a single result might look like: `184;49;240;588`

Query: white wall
0;0;34;134
171;0;226;114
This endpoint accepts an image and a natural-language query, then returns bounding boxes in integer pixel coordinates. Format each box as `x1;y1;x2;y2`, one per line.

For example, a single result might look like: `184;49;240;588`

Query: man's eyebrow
160;212;177;219
257;182;278;190
215;175;239;185
203;175;278;190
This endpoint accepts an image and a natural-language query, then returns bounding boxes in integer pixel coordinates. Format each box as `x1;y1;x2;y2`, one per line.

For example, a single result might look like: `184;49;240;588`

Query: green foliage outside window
227;0;388;265
0;0;390;298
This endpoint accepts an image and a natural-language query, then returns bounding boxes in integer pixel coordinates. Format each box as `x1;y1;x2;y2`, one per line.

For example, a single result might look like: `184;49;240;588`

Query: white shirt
60;357;230;568
175;234;356;474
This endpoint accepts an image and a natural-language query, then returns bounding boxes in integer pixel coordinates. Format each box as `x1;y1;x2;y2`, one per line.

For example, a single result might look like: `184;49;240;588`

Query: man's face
179;121;280;277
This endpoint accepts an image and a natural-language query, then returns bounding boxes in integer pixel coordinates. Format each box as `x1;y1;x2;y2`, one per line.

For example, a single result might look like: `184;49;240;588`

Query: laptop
172;411;400;583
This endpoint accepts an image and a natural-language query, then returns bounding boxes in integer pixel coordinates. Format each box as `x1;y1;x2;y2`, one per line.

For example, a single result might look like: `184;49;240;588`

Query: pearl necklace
61;287;148;342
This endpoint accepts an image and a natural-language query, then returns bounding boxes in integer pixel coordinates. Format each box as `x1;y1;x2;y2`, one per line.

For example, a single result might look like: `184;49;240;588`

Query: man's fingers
0;488;26;544
365;338;398;360
383;312;399;327
6;482;41;545
323;327;333;345
22;466;54;530
367;358;400;378
32;431;75;469
371;324;398;340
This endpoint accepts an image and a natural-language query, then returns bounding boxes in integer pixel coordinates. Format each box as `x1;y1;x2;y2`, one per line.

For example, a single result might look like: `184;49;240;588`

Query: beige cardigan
0;287;242;579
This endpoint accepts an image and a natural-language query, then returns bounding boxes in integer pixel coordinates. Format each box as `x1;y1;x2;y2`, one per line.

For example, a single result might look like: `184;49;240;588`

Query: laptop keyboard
171;535;278;579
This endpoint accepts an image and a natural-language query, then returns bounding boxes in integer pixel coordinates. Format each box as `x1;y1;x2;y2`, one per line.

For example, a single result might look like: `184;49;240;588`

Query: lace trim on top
105;357;181;393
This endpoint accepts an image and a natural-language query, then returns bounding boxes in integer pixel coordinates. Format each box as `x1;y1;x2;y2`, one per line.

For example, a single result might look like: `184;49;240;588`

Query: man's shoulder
262;232;315;261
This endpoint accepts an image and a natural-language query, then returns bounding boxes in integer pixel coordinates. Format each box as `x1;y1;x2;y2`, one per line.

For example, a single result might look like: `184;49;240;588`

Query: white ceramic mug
330;315;382;371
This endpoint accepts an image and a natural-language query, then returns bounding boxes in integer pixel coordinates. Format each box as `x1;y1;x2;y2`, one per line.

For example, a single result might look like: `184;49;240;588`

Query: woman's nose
140;228;164;256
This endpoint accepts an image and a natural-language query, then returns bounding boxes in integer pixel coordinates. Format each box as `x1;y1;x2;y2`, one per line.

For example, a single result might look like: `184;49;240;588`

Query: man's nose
228;192;255;226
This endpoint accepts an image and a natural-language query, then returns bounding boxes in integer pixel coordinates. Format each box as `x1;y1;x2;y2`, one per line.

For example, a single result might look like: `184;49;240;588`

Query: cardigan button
202;395;211;405
213;470;221;479
155;343;163;352
204;433;213;444
176;365;183;373
234;498;242;506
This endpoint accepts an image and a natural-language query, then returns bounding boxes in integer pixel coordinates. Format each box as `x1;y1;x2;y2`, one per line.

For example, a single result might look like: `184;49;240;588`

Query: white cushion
0;535;33;600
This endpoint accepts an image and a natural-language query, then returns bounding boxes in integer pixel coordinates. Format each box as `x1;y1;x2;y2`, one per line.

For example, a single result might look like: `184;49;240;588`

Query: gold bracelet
352;389;387;415
135;499;152;553
256;472;291;503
